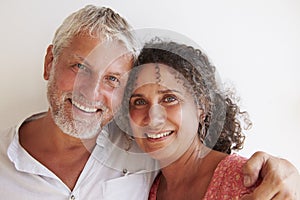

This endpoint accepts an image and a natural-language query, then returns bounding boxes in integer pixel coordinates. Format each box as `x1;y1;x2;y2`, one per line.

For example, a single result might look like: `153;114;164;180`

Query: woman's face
129;63;202;163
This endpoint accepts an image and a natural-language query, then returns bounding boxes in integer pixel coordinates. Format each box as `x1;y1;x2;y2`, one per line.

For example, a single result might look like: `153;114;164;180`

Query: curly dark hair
116;39;251;154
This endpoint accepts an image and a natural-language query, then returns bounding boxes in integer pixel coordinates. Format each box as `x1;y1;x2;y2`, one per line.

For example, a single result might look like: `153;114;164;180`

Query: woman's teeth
72;100;97;113
146;131;173;139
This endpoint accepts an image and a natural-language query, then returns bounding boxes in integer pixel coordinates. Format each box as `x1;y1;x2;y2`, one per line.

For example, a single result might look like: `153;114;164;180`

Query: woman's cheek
165;105;182;124
129;113;144;139
129;109;145;127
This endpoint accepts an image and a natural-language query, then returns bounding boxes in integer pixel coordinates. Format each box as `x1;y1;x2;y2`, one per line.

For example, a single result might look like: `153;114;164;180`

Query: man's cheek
111;88;125;113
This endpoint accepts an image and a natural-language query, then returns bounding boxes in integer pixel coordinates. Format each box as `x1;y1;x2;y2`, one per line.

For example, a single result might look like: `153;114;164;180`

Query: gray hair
52;5;139;59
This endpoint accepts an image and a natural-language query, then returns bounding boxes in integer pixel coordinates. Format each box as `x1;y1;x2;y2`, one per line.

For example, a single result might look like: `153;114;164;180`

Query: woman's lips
145;131;174;139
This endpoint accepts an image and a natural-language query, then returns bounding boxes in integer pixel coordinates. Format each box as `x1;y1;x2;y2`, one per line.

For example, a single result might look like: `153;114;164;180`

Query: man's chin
72;123;103;139
66;128;101;140
56;120;102;140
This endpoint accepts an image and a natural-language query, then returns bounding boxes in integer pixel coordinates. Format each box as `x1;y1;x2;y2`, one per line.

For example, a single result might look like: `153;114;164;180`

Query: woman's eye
163;95;177;103
130;98;147;107
134;99;147;105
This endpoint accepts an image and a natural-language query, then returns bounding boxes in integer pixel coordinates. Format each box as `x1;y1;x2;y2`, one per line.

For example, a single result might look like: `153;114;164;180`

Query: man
0;5;299;199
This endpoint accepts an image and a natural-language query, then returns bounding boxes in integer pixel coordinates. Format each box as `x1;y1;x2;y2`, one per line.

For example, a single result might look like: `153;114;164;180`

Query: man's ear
43;45;54;80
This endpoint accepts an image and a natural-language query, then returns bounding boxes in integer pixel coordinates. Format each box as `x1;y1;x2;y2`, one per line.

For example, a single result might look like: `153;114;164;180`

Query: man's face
44;33;133;139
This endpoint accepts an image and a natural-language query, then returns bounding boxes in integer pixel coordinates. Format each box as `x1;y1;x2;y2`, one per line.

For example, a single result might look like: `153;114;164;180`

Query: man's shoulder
0;126;17;152
0;112;46;154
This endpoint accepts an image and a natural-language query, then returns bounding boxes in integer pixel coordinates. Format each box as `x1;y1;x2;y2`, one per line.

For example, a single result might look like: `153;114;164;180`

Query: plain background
0;0;299;170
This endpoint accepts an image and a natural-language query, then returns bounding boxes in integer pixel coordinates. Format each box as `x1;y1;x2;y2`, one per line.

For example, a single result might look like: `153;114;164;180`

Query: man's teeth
72;101;97;113
146;131;172;139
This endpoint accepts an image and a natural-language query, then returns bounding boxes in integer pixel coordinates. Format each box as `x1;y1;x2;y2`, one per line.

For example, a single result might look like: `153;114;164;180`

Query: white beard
46;69;111;139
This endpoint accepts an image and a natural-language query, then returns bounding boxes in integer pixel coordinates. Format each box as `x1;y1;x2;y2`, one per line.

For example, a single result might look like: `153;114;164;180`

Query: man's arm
242;151;300;200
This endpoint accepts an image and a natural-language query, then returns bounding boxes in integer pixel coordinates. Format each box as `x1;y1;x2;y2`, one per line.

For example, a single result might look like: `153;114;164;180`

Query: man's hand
241;151;300;200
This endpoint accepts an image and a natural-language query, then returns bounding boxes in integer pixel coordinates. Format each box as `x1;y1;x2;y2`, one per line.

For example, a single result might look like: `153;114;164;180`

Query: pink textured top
149;154;257;200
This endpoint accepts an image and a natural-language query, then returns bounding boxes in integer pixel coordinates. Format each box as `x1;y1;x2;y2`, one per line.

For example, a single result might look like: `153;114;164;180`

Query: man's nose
148;104;167;128
76;75;105;102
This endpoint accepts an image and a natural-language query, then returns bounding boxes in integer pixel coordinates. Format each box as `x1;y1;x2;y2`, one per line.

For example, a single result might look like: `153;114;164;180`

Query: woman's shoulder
148;172;161;200
216;153;247;173
204;154;256;199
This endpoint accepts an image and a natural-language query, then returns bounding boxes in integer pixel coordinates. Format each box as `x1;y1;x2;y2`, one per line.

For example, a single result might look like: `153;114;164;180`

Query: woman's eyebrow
158;89;181;94
130;94;143;98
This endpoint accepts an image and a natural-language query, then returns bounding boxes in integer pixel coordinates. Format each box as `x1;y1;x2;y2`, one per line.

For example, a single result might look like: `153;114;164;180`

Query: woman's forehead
135;63;180;85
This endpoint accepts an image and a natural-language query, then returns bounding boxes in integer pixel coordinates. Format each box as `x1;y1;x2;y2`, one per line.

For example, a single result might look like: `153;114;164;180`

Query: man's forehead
86;41;131;65
105;53;133;72
71;50;131;79
64;34;133;67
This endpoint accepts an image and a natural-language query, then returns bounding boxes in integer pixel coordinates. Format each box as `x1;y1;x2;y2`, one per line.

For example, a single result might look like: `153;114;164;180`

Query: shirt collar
93;122;160;174
7;113;59;178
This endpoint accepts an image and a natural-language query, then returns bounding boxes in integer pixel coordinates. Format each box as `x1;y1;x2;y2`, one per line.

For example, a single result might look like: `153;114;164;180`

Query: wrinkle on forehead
133;63;186;92
135;63;182;86
84;39;133;71
154;63;161;84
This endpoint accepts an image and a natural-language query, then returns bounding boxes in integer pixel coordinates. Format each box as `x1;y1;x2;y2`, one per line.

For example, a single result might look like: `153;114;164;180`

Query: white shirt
0;113;158;200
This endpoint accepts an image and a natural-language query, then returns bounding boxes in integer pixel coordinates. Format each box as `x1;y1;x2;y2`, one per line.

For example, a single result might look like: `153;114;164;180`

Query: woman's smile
145;130;174;140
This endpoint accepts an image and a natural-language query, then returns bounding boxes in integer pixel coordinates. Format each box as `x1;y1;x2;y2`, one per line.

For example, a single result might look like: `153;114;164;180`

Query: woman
117;39;258;199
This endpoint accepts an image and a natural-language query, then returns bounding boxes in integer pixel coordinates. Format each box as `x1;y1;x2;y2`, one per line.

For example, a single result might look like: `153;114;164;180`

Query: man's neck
18;111;97;190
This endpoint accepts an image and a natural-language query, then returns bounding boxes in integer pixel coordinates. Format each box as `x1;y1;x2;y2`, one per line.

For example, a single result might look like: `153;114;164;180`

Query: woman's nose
148;104;167;128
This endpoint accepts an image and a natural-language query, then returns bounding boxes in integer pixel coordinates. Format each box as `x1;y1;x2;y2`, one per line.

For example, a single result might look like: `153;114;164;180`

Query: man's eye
77;63;86;70
104;75;120;88
72;63;88;73
108;76;118;82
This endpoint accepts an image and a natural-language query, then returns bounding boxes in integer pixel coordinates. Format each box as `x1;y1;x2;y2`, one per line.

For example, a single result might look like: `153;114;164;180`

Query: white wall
0;0;299;170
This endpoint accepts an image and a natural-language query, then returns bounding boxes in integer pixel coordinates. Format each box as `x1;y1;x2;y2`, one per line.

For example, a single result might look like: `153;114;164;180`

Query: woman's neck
159;140;211;187
157;139;228;199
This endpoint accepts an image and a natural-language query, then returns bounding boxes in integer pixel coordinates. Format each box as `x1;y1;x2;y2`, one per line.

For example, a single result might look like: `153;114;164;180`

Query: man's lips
145;131;174;139
70;99;100;113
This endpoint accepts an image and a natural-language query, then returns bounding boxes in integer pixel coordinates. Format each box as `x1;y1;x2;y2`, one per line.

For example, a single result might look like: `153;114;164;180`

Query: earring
124;133;135;151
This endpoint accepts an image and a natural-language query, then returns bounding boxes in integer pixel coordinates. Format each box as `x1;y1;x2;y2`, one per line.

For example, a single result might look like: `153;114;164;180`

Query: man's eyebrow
73;54;93;68
108;72;122;77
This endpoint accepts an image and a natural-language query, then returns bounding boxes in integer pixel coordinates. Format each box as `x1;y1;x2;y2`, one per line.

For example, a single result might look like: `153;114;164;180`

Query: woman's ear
43;45;54;80
198;108;206;123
